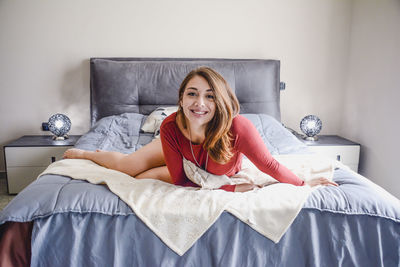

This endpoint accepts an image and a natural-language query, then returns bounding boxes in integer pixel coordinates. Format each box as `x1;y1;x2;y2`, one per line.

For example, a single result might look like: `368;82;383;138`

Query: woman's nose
195;96;205;106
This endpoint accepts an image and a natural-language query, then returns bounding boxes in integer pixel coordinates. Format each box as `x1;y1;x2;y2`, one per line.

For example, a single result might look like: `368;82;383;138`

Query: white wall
0;0;352;170
341;0;400;198
19;1;400;193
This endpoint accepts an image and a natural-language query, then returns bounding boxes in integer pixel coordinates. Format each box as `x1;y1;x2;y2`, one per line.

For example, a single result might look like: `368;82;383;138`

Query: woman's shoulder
232;114;253;130
231;114;259;139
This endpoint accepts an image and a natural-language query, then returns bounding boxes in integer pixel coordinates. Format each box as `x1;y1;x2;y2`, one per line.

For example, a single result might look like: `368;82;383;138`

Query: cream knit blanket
38;154;336;256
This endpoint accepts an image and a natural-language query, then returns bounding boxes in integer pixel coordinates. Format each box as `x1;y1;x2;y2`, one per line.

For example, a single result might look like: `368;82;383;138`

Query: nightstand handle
51;156;56;163
336;155;341;161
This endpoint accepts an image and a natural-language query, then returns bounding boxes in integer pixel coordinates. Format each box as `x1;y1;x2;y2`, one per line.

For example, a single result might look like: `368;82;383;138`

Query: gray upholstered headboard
90;58;281;126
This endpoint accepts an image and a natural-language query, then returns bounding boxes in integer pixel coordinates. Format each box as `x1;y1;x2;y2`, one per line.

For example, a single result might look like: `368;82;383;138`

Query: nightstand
297;135;360;172
4;135;81;194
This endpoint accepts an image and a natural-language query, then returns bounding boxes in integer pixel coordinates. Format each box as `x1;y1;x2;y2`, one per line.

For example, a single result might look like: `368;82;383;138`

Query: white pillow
141;106;178;136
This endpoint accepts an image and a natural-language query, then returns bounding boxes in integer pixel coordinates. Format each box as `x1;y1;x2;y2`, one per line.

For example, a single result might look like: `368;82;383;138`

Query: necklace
188;126;208;171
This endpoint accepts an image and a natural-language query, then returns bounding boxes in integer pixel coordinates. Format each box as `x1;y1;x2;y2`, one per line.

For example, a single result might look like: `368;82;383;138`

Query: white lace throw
38;155;336;256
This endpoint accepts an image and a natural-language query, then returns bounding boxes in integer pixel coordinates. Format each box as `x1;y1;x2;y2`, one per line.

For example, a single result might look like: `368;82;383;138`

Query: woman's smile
190;109;208;116
181;75;216;128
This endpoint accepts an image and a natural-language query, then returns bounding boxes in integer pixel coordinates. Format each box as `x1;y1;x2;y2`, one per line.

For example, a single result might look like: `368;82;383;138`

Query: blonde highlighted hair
177;67;240;164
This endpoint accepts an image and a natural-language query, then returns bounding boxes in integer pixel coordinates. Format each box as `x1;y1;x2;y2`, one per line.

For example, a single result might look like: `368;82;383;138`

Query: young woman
63;67;337;192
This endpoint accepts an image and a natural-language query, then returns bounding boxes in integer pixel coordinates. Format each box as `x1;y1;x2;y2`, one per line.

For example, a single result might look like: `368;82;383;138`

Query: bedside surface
5;135;81;147
299;135;359;146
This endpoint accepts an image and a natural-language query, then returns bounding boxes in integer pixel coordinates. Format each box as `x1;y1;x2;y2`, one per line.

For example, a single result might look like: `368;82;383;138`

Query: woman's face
180;75;216;129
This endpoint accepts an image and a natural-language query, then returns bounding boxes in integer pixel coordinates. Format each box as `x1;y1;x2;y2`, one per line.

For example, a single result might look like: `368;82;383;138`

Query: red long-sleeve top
160;113;304;192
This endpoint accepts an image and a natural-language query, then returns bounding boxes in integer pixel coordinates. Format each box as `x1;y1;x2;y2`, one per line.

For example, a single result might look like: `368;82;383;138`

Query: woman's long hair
177;67;240;164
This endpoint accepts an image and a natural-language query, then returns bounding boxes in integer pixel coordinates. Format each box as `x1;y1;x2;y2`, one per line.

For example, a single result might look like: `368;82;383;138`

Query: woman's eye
187;92;196;96
207;95;215;100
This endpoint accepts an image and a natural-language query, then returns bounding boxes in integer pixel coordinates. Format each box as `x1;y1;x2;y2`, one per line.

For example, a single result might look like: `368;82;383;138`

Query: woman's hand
306;177;338;187
234;183;262;192
63;148;87;159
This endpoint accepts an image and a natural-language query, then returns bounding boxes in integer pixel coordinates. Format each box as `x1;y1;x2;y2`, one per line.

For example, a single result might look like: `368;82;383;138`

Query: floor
0;174;15;211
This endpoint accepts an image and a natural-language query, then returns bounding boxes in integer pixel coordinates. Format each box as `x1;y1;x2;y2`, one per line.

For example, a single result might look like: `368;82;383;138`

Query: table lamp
300;115;322;141
48;113;71;140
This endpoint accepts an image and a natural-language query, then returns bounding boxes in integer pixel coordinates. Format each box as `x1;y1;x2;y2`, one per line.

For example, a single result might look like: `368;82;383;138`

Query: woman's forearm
234;183;261;192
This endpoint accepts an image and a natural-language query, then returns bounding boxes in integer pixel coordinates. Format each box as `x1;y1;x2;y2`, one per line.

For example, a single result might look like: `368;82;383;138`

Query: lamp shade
300;115;322;141
48;114;71;139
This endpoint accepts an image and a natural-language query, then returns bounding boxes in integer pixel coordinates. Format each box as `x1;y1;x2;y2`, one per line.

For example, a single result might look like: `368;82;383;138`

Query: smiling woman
160;67;336;192
64;66;336;192
180;77;216;142
175;67;239;164
182;81;215;123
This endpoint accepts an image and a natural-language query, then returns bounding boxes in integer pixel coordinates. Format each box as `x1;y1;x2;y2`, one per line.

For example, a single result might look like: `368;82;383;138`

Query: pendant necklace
188;125;208;171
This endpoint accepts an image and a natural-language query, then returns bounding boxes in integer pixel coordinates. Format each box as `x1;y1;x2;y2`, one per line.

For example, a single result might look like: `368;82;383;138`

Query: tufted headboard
90;58;281;126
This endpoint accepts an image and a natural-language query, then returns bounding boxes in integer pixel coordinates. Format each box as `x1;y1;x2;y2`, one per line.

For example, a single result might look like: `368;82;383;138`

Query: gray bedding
1;113;399;266
75;112;309;155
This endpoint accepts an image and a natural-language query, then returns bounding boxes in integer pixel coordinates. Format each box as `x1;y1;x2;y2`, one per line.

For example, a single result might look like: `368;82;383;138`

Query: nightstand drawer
5;146;68;167
4;135;81;194
297;135;360;173
308;145;360;164
7;166;47;194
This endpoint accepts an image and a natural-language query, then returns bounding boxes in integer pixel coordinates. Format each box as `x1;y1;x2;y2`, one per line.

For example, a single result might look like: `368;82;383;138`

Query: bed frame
90;58;282;125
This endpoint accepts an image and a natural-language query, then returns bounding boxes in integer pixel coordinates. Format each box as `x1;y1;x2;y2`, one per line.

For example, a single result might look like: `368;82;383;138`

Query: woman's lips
190;109;208;116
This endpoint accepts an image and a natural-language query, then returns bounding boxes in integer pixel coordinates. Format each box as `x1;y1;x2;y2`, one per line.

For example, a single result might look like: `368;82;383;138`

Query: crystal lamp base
304;135;319;141
52;135;69;141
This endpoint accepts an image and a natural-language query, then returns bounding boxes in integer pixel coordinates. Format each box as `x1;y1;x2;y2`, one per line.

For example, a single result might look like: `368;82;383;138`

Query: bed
1;58;399;267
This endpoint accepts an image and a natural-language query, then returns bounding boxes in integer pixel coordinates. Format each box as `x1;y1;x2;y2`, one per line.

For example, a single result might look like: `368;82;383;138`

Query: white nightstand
297;135;360;173
4;135;81;194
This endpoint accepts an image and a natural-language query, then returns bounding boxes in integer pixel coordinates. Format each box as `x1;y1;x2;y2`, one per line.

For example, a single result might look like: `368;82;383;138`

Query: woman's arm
234;183;261;192
234;116;338;188
160;125;193;186
305;177;338;187
233;117;304;186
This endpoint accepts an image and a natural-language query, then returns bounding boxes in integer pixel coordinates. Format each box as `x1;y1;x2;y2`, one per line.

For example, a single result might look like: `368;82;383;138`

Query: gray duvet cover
1;113;399;266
